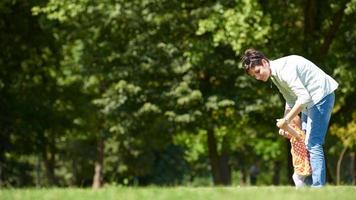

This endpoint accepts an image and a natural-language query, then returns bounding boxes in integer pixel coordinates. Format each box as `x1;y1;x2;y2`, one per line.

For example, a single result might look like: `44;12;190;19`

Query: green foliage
1;0;356;187
330;117;356;148
196;0;270;52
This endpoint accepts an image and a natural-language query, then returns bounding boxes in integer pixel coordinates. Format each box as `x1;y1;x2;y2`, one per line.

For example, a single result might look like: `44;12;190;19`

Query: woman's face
247;59;271;82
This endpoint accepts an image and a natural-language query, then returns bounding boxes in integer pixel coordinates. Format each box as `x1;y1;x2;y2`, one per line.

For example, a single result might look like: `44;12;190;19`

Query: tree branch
319;1;351;59
304;0;318;37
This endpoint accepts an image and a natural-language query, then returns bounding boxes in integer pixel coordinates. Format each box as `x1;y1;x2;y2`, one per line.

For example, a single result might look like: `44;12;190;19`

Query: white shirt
270;55;338;109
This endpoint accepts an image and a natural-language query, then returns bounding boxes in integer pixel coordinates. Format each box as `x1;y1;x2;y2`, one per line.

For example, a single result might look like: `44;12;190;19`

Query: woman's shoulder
273;55;310;69
272;54;307;60
279;55;306;62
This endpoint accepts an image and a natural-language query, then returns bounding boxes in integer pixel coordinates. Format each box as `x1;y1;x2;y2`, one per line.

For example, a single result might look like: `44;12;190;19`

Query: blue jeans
301;92;335;187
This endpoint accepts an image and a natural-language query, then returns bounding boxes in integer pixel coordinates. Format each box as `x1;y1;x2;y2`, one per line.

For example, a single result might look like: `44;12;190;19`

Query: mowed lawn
1;186;355;200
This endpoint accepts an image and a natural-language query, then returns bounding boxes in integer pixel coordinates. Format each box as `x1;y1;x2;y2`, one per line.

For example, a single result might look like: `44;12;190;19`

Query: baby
279;115;312;187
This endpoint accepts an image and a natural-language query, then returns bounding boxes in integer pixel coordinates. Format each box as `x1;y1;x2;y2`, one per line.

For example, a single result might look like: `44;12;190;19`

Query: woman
242;48;338;187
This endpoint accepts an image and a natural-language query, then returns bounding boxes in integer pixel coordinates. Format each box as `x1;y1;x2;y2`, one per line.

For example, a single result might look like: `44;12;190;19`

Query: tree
330;117;356;185
1;0;356;187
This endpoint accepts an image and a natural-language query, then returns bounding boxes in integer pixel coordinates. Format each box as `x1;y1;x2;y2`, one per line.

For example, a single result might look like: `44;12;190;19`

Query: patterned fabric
286;125;312;176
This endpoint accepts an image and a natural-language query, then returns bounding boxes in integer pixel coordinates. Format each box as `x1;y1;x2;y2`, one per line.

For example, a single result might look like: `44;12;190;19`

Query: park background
0;0;355;189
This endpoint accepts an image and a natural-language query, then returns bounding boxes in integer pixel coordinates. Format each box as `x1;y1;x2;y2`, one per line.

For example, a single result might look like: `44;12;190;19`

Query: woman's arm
276;103;302;130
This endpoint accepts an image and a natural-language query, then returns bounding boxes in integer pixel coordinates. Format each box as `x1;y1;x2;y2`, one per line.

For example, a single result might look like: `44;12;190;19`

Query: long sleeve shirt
270;55;338;109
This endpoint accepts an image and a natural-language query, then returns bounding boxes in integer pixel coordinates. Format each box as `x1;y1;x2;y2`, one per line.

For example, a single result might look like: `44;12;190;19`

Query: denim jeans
301;92;335;187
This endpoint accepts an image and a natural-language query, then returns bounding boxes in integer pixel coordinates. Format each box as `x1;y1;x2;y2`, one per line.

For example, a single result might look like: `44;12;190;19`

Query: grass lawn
1;186;355;200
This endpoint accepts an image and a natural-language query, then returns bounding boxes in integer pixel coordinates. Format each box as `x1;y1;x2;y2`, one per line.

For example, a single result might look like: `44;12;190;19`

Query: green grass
0;186;355;200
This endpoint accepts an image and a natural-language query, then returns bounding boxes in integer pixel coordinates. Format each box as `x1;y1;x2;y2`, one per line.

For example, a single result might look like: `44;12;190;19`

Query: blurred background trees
0;0;355;187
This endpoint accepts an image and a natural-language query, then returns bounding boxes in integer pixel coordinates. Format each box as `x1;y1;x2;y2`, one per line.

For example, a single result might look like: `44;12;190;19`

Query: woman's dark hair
241;48;268;73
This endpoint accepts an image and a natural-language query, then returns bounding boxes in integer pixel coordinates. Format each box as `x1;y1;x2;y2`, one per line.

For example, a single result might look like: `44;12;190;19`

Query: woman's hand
276;118;289;129
278;129;290;138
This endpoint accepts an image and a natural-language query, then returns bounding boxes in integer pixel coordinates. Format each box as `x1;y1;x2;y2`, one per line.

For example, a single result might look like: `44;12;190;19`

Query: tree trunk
219;151;231;185
36;153;42;187
0;137;3;187
303;0;350;61
272;161;281;185
0;127;10;187
207;127;221;185
350;151;355;185
303;0;318;54
72;159;78;186
240;169;247;186
336;146;348;185
286;140;294;185
42;135;57;186
43;152;56;186
92;136;104;189
206;128;231;185
326;157;335;184
304;0;318;37
318;0;350;60
0;160;2;187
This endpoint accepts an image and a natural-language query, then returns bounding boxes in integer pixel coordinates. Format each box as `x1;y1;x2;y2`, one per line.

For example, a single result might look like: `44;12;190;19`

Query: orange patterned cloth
286;125;312;176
